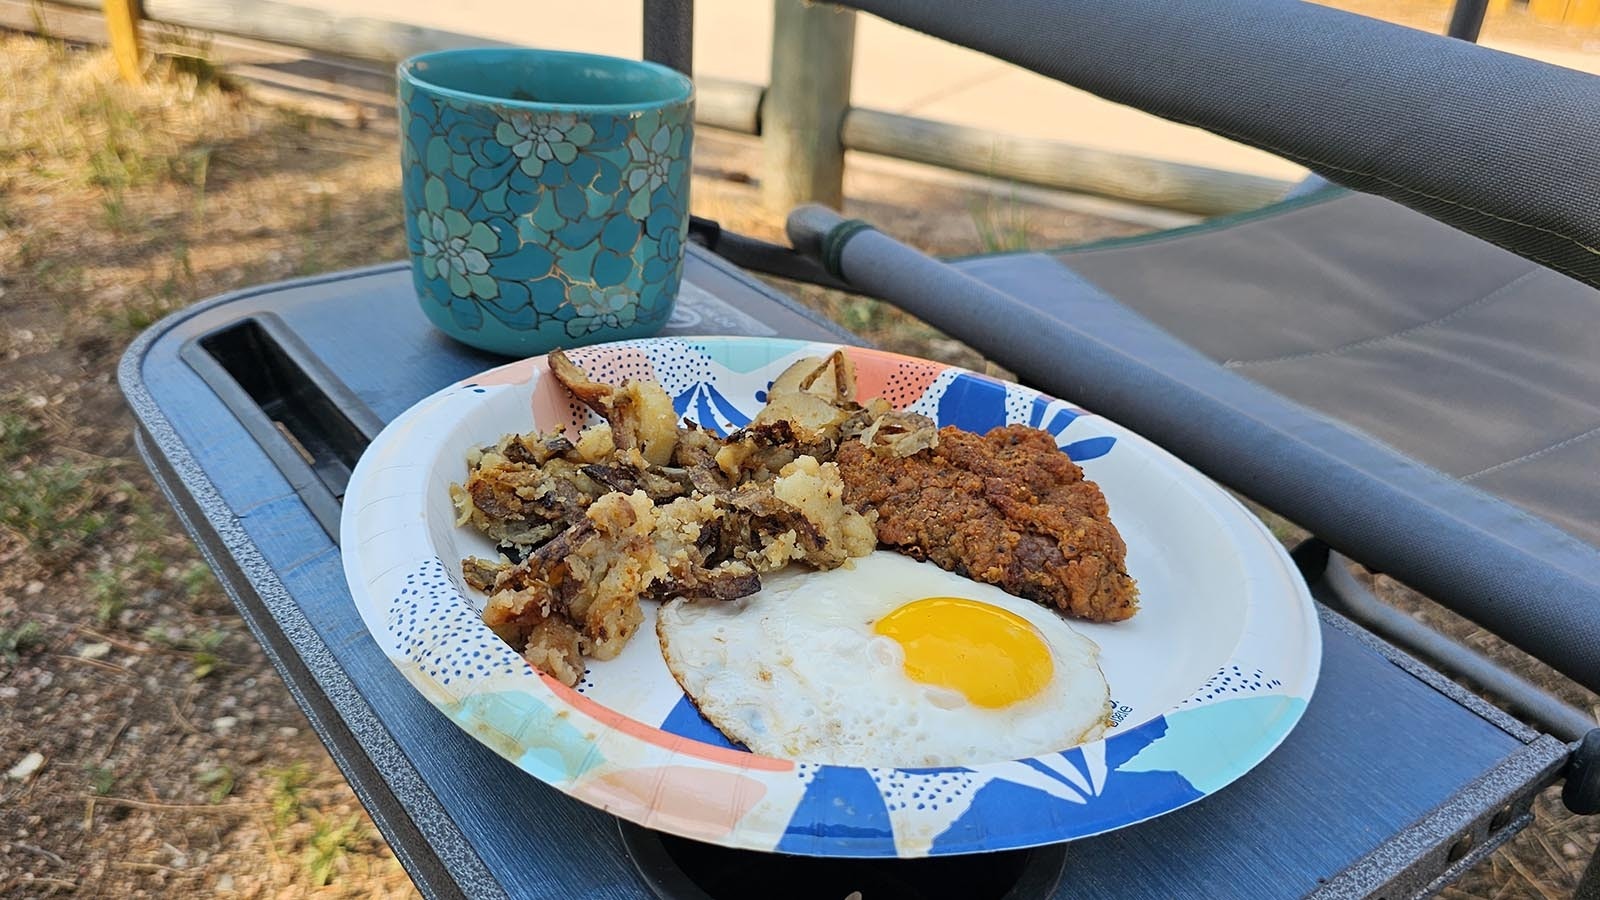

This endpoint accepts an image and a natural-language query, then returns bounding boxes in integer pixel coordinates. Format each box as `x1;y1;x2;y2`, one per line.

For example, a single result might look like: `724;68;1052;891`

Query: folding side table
120;247;1570;899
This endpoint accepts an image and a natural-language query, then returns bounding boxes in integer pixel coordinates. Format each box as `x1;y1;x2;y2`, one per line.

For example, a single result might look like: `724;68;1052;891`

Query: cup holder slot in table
181;314;384;540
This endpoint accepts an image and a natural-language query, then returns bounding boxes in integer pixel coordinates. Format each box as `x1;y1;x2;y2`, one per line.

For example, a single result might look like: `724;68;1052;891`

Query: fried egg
656;552;1110;767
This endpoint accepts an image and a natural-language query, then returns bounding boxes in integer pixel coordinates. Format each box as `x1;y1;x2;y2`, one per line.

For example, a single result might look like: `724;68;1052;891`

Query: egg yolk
873;597;1053;708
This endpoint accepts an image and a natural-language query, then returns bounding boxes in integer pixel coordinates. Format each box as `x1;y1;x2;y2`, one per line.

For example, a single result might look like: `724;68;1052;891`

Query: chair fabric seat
1044;189;1600;548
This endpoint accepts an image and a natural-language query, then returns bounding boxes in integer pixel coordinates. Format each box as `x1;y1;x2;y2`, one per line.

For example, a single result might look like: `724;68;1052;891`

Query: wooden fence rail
38;0;1290;215
842;109;1289;216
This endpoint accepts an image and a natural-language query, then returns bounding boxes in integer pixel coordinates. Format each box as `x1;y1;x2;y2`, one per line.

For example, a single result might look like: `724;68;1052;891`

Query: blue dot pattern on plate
565;343;659;387
1180;664;1285;707
569;339;752;436
387;559;527;684
873;768;980;814
646;339;714;397
646;339;748;435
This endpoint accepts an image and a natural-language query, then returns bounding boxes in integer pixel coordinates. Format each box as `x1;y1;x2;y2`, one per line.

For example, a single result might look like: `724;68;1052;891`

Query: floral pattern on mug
400;56;693;354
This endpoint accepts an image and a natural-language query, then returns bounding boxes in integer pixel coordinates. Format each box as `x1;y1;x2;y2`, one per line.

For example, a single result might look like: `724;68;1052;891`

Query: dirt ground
1;14;1596;899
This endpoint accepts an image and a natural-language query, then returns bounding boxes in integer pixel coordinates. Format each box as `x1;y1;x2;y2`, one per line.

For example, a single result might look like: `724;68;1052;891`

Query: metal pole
1447;0;1489;42
1299;542;1596;743
643;0;693;76
102;0;144;83
1576;845;1600;900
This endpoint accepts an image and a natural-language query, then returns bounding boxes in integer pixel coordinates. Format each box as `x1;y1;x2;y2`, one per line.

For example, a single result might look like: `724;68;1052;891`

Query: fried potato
460;348;934;684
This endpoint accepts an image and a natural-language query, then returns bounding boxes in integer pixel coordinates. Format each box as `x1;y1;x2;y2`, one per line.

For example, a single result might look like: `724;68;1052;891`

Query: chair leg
1566;732;1600;899
1447;0;1488;41
1577;844;1600;900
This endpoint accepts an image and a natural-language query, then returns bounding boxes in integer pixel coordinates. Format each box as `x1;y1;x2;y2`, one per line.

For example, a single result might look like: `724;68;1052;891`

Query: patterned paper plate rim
340;336;1321;858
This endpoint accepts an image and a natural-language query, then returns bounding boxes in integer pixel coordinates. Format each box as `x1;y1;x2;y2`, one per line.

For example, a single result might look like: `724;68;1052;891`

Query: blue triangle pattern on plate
929;716;1203;853
658;694;745;751
777;765;897;855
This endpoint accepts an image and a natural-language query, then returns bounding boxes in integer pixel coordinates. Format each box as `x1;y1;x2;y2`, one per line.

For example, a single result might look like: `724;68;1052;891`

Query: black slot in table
120;246;1569;899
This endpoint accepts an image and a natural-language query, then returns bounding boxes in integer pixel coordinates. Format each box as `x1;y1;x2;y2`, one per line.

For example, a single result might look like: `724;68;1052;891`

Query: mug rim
400;47;694;114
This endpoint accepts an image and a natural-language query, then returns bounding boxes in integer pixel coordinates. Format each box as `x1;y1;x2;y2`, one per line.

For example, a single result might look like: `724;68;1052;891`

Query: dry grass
0;22;1595;899
1;36;412;898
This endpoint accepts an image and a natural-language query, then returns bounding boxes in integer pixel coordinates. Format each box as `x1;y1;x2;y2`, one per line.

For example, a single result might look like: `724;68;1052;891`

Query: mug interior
403;48;691;110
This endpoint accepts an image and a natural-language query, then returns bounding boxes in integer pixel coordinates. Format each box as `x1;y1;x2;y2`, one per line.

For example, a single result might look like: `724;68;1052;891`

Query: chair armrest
827;0;1600;290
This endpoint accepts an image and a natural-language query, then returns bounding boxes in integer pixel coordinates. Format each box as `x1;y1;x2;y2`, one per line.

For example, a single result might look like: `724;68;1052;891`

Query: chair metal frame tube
1580;846;1600;900
1291;539;1595;744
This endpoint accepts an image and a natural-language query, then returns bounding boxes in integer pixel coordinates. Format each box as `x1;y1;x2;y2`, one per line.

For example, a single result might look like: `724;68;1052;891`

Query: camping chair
104;0;1598;893
677;0;1600;891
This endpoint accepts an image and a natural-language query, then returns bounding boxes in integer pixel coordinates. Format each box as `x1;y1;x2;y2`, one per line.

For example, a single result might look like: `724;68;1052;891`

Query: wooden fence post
1564;0;1600;26
102;0;143;84
762;0;855;213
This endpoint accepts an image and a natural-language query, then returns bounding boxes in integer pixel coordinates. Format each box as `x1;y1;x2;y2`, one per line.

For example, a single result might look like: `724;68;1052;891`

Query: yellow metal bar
1567;0;1600;28
102;0;143;85
1527;0;1570;23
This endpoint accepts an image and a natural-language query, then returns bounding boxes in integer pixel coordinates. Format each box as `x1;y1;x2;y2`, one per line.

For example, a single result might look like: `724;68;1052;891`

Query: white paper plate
341;336;1320;858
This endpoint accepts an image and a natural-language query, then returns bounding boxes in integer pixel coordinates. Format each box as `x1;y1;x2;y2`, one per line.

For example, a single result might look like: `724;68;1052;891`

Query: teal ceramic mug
399;48;694;356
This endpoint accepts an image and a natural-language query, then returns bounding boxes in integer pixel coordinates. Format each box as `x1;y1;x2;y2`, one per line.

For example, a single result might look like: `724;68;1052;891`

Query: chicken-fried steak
837;424;1139;622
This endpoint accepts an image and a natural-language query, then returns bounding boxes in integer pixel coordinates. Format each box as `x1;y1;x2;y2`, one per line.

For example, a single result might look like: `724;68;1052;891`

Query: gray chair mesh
1049;190;1600;550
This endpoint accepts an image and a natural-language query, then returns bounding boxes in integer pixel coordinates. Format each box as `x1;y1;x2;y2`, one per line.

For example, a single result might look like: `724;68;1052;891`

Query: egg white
656;551;1110;767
